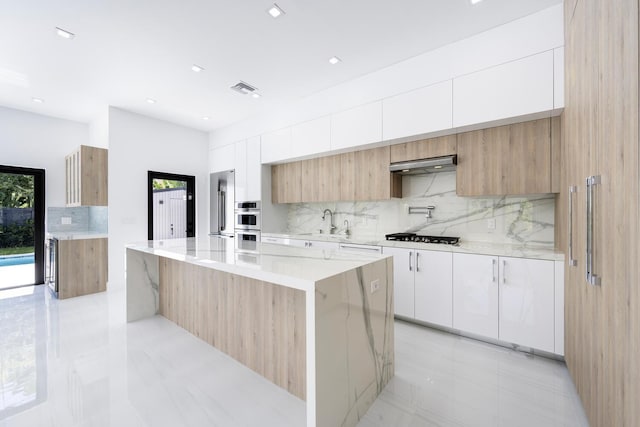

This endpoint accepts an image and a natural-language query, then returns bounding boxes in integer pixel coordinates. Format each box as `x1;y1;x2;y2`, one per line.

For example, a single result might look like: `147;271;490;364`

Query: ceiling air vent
230;81;258;95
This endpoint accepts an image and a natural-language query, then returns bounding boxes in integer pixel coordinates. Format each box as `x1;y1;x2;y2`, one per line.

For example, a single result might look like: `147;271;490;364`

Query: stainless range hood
389;155;457;175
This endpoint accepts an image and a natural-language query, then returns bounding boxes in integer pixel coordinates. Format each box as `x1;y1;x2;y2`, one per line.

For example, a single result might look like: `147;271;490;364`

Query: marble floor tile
0;286;588;427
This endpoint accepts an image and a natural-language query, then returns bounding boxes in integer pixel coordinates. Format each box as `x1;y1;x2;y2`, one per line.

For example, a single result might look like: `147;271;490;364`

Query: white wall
108;107;208;288
0;106;90;209
209;4;563;148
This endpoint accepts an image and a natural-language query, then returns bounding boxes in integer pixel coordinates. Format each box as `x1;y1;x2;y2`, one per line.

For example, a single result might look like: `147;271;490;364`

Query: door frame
147;171;195;240
0;165;45;285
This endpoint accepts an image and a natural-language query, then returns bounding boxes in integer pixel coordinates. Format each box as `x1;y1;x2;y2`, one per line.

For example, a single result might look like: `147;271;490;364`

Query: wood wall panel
58;238;108;299
158;258;306;400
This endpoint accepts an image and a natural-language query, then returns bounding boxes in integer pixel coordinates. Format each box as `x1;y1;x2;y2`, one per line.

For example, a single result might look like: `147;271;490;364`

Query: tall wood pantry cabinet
559;0;640;425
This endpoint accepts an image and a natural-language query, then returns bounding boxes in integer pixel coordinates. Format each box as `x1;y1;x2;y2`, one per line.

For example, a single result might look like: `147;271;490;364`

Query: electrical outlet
370;279;380;294
487;218;496;229
61;217;72;225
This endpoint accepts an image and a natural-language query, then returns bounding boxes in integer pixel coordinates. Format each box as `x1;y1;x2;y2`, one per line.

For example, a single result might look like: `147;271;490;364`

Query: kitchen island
126;237;394;427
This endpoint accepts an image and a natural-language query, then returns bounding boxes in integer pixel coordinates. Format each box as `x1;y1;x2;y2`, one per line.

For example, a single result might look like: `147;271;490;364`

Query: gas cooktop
385;233;460;245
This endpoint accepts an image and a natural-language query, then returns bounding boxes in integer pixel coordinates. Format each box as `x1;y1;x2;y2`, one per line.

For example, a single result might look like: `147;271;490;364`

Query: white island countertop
126;236;390;292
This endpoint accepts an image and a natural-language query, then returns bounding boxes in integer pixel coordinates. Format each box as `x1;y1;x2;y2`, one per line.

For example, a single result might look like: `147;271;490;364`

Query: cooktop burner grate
385;233;460;245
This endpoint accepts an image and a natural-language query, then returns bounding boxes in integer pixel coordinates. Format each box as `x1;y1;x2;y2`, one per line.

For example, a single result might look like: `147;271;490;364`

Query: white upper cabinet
382;80;453;141
452;50;554;128
235;136;262;202
245;136;262;201
553;47;565;109
291;116;331;159
261;127;292;164
209;143;235;173
330;101;382;151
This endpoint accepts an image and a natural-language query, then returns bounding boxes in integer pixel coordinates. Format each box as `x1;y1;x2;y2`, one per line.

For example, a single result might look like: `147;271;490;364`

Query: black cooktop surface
385;233;460;245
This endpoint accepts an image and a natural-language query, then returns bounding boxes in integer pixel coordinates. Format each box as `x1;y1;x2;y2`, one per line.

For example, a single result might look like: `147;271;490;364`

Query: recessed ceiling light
267;3;285;18
470;0;483;4
191;64;205;73
55;27;75;39
146;98;156;104
328;56;342;65
251;93;261;99
32;97;44;103
201;116;210;121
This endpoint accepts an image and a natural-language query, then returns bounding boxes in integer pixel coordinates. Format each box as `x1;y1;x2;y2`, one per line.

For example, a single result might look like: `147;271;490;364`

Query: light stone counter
126;236;394;427
47;231;108;240
262;232;565;261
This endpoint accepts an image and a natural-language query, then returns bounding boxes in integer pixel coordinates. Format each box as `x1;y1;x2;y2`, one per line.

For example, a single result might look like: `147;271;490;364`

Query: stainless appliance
389;155;457;175
234;200;261;242
210;170;235;237
385;232;460;245
235;202;261;231
45;237;58;296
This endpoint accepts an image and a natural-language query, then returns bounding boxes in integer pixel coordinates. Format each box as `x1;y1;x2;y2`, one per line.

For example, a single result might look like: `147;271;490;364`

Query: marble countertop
126;236;390;292
47;232;108;240
262;232;565;261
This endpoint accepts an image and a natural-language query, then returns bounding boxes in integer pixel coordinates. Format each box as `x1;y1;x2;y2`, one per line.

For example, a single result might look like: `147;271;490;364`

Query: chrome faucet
425;206;435;219
322;209;337;234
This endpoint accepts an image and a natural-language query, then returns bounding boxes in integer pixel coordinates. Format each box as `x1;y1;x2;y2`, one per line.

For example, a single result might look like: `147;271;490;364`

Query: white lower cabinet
452;253;556;353
383;247;453;327
452;253;499;339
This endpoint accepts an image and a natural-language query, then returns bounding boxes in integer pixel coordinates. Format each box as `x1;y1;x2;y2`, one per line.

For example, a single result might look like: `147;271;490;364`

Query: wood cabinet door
498;257;554;353
354;146;399;200
456;118;551;196
452;253;499;339
271;162;302;203
300;158;319;203
414;250;453;328
383;247;415;318
390;135;457;163
339;152;355;201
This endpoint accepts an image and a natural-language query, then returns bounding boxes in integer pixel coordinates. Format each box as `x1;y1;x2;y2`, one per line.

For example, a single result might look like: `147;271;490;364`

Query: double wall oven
234;201;261;243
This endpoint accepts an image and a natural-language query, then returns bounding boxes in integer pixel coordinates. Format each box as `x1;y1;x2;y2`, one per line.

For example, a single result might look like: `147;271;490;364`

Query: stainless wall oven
234;201;261;231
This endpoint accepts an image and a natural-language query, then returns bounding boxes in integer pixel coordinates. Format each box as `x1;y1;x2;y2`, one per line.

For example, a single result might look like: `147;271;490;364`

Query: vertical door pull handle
568;185;578;266
492;258;497;283
409;252;413;272
586;175;601;286
502;259;506;284
416;252;420;272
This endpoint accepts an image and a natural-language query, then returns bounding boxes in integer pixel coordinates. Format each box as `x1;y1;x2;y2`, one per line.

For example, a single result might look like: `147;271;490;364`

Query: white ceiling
0;0;561;132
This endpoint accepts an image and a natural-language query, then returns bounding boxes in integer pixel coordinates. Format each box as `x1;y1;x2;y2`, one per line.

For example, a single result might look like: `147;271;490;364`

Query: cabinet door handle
568;185;578;266
586;175;601;285
492;258;497;283
502;259;506;284
409;252;413;272
416;252;420;272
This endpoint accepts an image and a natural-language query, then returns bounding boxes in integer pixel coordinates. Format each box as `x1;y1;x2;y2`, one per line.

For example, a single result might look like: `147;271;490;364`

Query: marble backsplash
47;206;108;233
287;171;555;247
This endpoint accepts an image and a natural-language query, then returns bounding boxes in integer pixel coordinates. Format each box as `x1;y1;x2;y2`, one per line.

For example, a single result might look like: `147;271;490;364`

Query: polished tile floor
0;285;589;426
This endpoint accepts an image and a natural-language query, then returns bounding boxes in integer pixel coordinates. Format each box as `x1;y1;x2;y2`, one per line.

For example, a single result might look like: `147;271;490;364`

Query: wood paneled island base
159;258;307;399
126;237;394;427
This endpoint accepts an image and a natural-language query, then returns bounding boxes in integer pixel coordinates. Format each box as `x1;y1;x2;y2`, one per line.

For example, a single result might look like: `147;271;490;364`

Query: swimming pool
0;254;35;267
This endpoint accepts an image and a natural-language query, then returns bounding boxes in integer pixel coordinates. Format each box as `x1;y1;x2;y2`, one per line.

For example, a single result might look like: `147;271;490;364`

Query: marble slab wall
47;206;108;233
287;171;555;247
315;257;394;427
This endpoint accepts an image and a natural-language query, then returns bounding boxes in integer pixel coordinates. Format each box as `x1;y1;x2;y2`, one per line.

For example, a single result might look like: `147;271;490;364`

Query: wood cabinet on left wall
58;238;108;299
65;145;108;206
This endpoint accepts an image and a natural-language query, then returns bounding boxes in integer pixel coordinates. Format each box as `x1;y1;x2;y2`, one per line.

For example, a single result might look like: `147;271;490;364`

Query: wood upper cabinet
271;161;301;203
271;146;400;203
354;146;401;201
65;145;108;206
456;118;552;196
390;135;457;163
